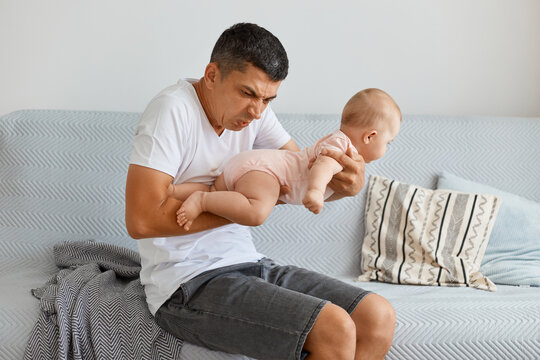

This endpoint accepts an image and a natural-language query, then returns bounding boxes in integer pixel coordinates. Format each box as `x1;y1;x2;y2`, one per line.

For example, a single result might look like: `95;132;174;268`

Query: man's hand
319;146;366;197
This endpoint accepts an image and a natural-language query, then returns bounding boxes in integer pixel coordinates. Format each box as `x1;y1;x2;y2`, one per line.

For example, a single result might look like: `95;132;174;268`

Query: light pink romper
223;130;357;204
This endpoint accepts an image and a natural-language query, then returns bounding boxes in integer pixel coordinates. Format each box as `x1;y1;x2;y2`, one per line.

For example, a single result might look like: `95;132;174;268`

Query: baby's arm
302;155;344;214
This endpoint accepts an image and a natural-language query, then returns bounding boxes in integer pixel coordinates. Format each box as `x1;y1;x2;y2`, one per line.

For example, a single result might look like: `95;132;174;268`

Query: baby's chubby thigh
221;149;282;192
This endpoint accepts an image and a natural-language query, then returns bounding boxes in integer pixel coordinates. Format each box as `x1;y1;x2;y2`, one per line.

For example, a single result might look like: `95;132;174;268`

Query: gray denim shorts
154;258;371;360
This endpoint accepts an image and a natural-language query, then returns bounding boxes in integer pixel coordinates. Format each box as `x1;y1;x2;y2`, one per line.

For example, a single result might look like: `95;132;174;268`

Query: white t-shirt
130;78;291;315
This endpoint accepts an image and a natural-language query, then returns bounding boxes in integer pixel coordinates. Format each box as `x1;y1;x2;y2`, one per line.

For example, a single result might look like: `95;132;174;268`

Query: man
125;23;395;360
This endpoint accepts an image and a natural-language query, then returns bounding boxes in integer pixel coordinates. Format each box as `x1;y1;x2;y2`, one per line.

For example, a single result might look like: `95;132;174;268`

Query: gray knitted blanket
24;240;183;359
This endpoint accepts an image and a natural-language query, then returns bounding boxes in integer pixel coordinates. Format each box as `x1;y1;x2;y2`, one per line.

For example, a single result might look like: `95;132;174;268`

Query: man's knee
304;303;356;359
352;294;396;351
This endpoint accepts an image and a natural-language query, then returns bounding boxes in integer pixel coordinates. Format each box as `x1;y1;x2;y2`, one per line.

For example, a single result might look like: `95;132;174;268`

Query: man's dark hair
210;23;288;81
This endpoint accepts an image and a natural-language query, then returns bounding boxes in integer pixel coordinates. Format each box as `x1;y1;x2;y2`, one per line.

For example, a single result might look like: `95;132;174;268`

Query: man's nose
248;100;264;120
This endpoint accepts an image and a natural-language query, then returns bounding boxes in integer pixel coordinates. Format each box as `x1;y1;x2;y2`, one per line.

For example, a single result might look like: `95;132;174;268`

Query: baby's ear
364;130;377;144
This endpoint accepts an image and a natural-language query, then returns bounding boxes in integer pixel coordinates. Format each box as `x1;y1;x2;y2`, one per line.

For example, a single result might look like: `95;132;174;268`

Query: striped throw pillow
358;175;501;291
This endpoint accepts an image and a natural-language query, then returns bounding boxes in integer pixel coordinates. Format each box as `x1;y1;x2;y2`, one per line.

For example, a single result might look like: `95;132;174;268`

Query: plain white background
1;0;539;117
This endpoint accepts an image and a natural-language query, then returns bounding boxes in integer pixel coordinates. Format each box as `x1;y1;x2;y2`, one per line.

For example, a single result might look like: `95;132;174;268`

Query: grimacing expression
213;63;281;131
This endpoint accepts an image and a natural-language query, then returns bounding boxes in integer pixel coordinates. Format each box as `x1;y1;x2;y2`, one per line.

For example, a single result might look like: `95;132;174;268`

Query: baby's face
349;112;401;163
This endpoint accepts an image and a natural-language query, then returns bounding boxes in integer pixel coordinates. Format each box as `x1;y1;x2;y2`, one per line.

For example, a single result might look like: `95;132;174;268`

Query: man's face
211;63;281;131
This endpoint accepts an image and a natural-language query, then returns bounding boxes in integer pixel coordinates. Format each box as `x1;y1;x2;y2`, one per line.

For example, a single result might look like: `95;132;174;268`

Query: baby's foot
176;191;205;231
302;189;324;214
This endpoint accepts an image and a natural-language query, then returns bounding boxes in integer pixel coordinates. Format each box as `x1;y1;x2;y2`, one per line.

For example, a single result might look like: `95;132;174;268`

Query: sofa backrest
1;110;539;277
254;114;540;276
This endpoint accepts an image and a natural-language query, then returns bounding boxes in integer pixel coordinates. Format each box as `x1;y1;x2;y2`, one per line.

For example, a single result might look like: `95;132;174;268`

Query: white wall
1;0;539;117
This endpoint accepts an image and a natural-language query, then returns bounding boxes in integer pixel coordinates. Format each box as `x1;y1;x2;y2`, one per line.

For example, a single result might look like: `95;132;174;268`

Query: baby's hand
303;189;324;214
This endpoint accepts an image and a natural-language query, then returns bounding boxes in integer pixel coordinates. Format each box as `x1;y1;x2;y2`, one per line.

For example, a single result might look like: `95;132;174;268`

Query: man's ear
363;130;377;144
204;63;220;89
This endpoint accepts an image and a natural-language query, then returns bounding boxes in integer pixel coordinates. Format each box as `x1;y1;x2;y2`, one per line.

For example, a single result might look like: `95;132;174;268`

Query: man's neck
193;79;224;135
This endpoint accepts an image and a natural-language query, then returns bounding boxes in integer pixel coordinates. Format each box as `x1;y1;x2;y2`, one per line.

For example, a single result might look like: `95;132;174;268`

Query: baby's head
340;88;401;163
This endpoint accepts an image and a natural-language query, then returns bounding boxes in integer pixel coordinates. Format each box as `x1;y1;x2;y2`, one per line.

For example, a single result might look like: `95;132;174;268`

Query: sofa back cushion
0;110;140;252
253;114;540;277
438;172;540;287
1;111;539;278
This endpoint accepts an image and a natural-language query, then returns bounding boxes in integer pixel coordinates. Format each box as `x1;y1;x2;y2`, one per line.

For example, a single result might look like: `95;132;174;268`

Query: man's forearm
129;196;231;239
168;182;212;201
125;164;231;239
325;192;346;202
132;215;232;239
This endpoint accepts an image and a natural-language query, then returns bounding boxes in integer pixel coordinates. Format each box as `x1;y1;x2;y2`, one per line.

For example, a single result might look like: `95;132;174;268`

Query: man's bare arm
324;192;346;202
280;138;300;151
125;164;231;239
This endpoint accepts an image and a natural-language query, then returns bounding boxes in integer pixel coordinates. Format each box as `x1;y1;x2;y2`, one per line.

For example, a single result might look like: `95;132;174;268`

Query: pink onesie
223;130;358;204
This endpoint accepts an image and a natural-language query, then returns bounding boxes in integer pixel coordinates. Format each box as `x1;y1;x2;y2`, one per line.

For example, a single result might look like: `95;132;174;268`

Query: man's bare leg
303;294;395;360
350;294;395;360
303;303;356;360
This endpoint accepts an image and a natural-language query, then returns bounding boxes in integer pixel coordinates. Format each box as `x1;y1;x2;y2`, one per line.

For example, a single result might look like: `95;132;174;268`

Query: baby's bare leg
168;182;212;201
172;175;224;228
177;171;280;230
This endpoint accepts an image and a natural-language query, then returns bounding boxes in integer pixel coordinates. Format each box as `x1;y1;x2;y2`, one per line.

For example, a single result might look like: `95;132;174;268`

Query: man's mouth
239;120;251;127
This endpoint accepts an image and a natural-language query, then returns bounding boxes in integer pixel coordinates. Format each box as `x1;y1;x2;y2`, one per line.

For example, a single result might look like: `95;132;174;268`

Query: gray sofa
1;109;539;359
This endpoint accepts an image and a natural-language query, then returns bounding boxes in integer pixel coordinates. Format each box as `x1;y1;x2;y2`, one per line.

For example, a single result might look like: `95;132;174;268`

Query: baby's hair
341;88;401;128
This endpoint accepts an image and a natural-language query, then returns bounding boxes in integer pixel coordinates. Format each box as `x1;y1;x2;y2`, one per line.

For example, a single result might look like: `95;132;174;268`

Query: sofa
1;109;539;359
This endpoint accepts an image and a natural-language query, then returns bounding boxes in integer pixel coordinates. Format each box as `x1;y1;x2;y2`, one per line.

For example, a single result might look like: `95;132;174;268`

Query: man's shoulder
139;79;202;128
149;79;198;109
133;86;201;146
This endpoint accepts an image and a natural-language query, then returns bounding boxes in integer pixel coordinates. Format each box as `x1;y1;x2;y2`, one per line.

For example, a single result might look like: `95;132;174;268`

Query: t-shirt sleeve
252;105;291;150
129;95;187;177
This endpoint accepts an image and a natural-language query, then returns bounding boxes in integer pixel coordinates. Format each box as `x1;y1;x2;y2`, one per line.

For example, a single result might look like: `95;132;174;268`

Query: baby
169;88;401;231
